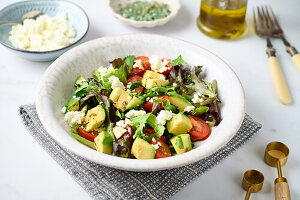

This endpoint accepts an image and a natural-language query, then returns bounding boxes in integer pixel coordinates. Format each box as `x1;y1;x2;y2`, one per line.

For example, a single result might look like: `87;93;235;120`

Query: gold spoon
0;10;42;26
264;141;291;200
242;169;264;200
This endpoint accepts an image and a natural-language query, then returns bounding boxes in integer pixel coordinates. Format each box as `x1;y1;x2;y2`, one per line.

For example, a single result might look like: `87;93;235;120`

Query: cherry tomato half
162;58;172;75
131;56;151;75
188;115;211;140
151;137;171;158
142;95;170;112
126;75;144;94
78;127;98;142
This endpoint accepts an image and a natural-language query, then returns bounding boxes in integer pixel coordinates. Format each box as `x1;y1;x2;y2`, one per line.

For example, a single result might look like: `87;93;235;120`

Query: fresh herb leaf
155;99;177;112
115;110;125;119
192;107;209;116
176;136;184;149
71;124;79;134
170;55;187;66
130;82;143;91
111;58;124;69
130;113;165;141
124;55;135;73
89;82;101;93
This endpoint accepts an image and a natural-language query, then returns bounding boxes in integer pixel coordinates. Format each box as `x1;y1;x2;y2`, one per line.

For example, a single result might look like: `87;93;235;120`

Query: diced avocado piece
131;137;156;159
126;96;144;110
170;134;192;155
71;133;95;149
94;131;113;154
109;87;123;102
74;75;86;87
145;78;169;89
66;97;79;112
84;105;106;132
167;113;192;135
169;92;193;111
142;70;163;86
109;87;132;112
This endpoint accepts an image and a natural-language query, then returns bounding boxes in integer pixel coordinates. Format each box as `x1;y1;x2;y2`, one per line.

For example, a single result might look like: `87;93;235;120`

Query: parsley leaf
115;110;125;119
124;55;135;73
191;107;209;116
130;113;165;141
170;55;187;66
130;82;143;91
155;99;177;112
176;136;184;149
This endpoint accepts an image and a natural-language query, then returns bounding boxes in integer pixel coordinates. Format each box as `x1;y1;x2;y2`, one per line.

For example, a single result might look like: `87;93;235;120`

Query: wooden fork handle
292;53;300;71
268;56;292;104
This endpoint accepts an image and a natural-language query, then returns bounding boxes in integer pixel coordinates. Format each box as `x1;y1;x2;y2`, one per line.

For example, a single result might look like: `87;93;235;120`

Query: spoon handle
0;21;18;26
275;178;291;200
244;188;251;200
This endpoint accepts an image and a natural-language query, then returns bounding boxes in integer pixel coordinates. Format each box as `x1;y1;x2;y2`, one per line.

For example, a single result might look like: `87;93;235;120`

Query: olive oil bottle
197;0;247;39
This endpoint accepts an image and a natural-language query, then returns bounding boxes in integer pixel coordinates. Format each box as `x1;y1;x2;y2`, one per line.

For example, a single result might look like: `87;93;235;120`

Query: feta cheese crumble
192;92;205;104
9;13;76;51
64;111;85;126
61;106;66;114
151;143;160;150
149;56;169;73
133;59;144;70
113;119;130;139
184;106;195;113
156;110;175;125
108;76;125;90
125;110;146;118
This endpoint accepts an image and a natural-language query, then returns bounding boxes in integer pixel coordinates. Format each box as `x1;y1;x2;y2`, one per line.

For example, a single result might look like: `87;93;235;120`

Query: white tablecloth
1;0;299;199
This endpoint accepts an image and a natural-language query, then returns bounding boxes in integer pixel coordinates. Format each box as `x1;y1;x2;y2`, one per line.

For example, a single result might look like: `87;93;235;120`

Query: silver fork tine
256;6;263;28
253;9;257;32
260;6;269;29
268;5;282;31
264;6;274;29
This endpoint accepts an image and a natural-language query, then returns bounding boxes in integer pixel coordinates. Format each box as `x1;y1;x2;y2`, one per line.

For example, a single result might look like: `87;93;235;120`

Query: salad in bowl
62;55;221;159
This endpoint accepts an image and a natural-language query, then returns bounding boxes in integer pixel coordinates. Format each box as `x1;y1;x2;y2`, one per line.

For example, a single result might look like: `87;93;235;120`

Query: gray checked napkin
19;104;262;200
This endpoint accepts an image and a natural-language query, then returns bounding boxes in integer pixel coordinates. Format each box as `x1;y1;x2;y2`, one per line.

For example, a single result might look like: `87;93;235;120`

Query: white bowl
108;0;181;28
36;34;245;171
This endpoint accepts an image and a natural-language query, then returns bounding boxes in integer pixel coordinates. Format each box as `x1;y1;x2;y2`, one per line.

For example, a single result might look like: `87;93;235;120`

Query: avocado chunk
80;104;88;114
74;75;86;88
142;70;169;89
109;87;132;111
94;131;113;154
169;92;193;111
66;97;79;112
84;105;106;132
131;137;156;159
167;113;192;135
126;96;144;110
145;79;169;89
170;134;192;155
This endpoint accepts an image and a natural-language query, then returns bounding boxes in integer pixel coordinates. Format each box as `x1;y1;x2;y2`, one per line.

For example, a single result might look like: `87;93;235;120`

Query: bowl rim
0;0;89;54
36;33;245;171
108;0;181;26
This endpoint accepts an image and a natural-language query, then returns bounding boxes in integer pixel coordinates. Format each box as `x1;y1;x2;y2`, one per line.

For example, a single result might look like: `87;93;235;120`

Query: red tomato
188;115;211;140
127;125;133;137
131;68;144;75
151;137;171;158
162;58;172;75
144;128;155;136
126;75;144;94
131;56;151;75
78;127;98;142
142;95;170;112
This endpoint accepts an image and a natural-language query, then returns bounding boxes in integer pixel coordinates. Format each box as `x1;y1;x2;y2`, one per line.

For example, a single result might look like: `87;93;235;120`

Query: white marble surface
0;0;299;199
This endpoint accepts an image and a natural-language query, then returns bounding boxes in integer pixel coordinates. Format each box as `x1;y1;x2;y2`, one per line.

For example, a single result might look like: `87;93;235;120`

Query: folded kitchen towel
19;104;262;200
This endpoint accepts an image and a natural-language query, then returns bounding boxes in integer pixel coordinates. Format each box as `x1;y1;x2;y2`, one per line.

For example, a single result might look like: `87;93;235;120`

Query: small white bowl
108;0;181;28
36;34;245;171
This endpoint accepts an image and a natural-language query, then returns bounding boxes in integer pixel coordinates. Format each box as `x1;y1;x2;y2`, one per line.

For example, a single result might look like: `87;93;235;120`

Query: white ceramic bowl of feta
0;0;89;61
36;34;245;171
108;0;181;28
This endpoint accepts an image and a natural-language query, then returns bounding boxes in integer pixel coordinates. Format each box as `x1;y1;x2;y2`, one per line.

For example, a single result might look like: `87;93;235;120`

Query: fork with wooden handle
253;6;291;105
267;6;300;71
